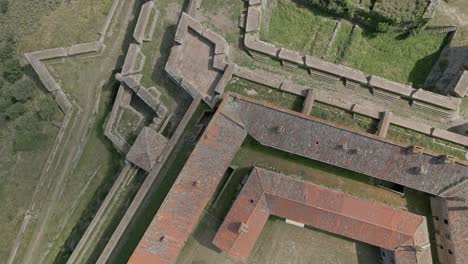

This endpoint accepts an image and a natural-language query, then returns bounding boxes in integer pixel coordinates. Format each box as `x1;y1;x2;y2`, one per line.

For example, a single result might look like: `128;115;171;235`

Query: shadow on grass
52;77;125;264
408;33;451;88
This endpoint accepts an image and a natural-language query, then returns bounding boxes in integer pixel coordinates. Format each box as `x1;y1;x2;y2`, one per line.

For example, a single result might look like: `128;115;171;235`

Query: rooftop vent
336;143;348;150
277;126;285;134
407;145;423;154
238;222;249;234
193;180;201;186
414;165;428;175
439;155;455;164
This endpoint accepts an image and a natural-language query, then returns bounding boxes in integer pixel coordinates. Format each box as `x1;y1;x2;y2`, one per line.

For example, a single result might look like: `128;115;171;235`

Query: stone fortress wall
104;0;168;154
244;0;465;118
34;0;466;262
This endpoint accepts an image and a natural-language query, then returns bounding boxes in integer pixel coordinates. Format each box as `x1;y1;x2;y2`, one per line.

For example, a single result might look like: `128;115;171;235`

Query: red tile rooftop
213;167;432;263
128;110;247;264
128;93;467;264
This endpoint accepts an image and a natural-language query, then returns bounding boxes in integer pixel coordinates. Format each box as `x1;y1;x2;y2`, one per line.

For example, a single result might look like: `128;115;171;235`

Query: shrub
3;57;23;83
0;41;15;62
5;102;26;120
376;22;392;33
0;0;8;14
37;97;57;121
10;78;35;102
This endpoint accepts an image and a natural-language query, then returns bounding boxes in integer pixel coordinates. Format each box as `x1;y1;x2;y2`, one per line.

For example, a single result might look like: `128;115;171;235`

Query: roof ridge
264;193;418;243
227;169;268;257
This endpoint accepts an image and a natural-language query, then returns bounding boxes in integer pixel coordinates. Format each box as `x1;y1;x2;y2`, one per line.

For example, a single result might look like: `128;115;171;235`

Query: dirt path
8;1;138;263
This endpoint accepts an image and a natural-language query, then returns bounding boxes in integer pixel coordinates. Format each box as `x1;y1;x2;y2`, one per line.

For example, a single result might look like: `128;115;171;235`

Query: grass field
0;0;141;263
260;0;449;87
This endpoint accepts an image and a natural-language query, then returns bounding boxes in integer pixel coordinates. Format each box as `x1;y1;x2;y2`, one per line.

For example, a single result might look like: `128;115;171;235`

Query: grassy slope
0;0;134;263
261;0;448;87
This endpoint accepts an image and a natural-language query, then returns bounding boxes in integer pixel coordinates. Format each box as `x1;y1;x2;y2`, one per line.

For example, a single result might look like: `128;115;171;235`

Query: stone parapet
305;55;367;84
411;89;461;111
377;111;393;138
67;41;101;56
453;71;468;97
278;48;304;65
246;6;261;33
133;1;155;44
232;66;468;147
241;0;462;116
369;75;415;97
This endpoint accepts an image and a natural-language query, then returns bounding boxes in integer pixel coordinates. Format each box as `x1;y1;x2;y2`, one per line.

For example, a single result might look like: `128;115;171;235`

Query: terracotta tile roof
213;168;431;263
128;94;466;263
440;180;468;263
126;127;168;172
128;110;247;264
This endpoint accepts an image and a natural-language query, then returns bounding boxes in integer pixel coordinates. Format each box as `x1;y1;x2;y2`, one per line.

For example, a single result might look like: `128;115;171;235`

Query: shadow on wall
422;39;468;95
448;123;468;136
408;33;451;89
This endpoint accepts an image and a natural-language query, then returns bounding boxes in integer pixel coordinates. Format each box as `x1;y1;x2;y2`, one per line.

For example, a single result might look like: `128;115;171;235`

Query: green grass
387;124;467;160
310;102;379;133
373;0;428;22
116;107;143;143
261;0;449;87
325;21;353;61
225;78;303;111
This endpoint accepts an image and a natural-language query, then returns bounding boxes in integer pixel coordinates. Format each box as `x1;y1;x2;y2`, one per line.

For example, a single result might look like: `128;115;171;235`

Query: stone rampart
133;1;155;44
97;97;202;264
67;41;101;56
243;0;462;116
232;66;468;147
453;71;468;97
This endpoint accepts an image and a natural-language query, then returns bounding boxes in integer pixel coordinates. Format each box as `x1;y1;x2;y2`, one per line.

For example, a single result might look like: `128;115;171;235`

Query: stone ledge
453;71;468;97
25;48;68;61
121;44;144;75
249;0;262;6
411;89;461;111
305;55;367;84
244;33;278;57
246;6;261;33
369;75;415;97
202;29;228;54
67;41;101;56
174;12;203;44
431;128;468;148
215;64;236;94
278;48;304;65
134;1;155;44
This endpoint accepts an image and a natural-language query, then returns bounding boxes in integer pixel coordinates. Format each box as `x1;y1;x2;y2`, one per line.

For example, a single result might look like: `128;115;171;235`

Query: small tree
10;78;34;102
37;97;57;121
3;57;23;83
0;0;9;14
5;102;26;120
376;22;392;33
0;41;15;62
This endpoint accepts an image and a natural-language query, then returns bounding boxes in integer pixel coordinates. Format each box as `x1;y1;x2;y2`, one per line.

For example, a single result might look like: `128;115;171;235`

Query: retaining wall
243;0;464;117
232;65;468;147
